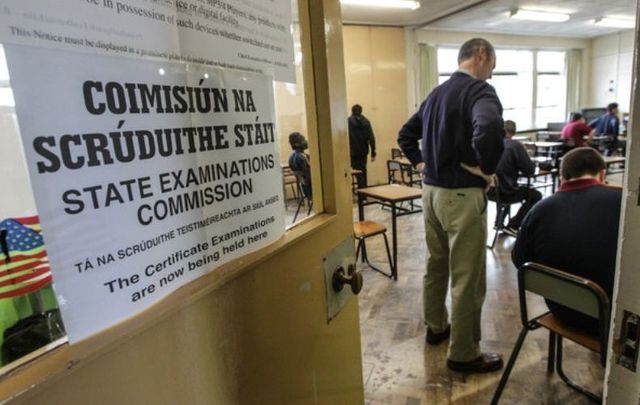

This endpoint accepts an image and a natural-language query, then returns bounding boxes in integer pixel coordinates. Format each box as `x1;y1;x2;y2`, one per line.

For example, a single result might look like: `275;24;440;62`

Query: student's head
351;104;363;115
607;102;619;114
457;38;496;80
504;120;516;138
560;147;606;182
288;132;308;151
570;112;584;123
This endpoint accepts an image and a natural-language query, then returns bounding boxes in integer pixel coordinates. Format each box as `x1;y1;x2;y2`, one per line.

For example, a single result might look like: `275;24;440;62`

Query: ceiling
340;0;638;38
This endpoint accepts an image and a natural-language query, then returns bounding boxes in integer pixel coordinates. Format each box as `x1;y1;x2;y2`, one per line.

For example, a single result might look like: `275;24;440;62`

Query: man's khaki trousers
422;185;487;362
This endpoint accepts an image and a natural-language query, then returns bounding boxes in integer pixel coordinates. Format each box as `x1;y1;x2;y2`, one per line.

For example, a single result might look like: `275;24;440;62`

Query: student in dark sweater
288;132;311;199
512;147;621;334
398;38;504;374
489;120;542;234
589;102;621;156
348;104;376;188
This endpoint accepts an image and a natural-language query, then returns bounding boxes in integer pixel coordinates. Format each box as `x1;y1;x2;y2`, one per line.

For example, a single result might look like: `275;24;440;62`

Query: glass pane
0;43;66;367
537;51;565;72
437;47;458;74
495;49;533;72
0;46;9;82
489;50;533;131
536;73;566;127
0;88;14;106
275;8;315;226
536;106;566;128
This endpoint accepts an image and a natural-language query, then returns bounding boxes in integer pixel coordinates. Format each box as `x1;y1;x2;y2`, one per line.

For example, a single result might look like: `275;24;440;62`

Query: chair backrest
387;160;404;184
518;262;610;363
292;170;312;198
547;122;566;132
523;143;537;157
391;148;404;159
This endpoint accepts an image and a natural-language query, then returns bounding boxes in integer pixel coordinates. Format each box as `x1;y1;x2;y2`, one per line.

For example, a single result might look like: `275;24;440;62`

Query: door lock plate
322;236;358;322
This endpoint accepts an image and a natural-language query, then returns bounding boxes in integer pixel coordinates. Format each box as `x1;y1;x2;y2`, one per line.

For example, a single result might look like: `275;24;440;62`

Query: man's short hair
351;104;362;115
607;102;619;112
289;132;305;150
504;120;516;134
560;147;605;180
457;38;495;65
570;112;583;121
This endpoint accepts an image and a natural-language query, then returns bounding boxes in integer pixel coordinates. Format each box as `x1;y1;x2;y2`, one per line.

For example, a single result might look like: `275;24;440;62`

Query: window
0;44;66;369
437;47;567;130
535;51;567;128
274;23;317;227
488;50;534;130
0;0;318;368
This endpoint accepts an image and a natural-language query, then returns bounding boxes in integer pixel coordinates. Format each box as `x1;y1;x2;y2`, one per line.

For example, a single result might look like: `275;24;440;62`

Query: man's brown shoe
426;325;450;345
447;353;504;373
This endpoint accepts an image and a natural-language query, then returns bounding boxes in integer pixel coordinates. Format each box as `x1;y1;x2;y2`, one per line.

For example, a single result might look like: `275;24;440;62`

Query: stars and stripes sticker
0;216;52;299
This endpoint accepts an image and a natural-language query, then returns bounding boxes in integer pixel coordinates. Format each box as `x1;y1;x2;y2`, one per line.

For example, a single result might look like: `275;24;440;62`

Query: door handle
332;264;363;295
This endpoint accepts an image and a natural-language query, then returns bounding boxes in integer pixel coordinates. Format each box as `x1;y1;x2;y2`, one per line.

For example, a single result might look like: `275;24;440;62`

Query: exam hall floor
353;192;606;405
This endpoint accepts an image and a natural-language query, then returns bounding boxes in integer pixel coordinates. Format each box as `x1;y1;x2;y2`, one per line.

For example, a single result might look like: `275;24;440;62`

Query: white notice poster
0;0;295;82
6;44;285;342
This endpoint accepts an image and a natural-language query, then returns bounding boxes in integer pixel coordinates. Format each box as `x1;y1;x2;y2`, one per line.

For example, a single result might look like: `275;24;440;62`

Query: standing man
348;104;376;188
398;38;505;373
589;102;620;155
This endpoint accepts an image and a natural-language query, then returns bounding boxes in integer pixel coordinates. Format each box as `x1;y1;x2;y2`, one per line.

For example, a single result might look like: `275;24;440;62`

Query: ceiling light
340;0;420;10
594;17;635;29
510;9;570;23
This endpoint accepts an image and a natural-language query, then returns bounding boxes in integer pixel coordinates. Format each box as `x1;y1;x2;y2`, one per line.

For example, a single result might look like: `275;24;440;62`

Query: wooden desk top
394;158;413;166
357;184;422;202
524;168;556;177
604;156;626;164
523;141;564;148
532;156;552;163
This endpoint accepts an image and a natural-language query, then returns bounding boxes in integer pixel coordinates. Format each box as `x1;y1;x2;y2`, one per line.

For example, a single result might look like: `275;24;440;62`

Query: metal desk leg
357;193;368;262
391;201;398;280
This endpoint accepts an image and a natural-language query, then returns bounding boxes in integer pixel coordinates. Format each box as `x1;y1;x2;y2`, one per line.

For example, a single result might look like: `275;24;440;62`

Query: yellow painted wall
343;26;409;186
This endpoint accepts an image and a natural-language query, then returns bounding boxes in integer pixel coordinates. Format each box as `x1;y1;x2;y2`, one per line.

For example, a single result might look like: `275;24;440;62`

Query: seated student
589;102;621;155
288;132;311;198
561;112;595;148
512;147;621;334
488;120;542;235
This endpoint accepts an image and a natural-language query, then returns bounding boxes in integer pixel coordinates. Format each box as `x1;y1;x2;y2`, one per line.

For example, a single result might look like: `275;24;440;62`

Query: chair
486;186;514;249
351;169;363;194
391;148;404;159
387;160;420;187
491;262;610;404
282;166;298;201
353;220;394;278
292;171;312;223
523;142;537;157
387;160;404;184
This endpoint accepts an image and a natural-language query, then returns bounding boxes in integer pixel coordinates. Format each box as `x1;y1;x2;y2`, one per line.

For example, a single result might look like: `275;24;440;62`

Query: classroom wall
342;25;409;186
590;30;634;113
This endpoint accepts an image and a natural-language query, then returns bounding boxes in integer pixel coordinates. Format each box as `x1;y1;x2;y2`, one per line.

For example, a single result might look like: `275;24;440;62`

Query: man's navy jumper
398;71;505;188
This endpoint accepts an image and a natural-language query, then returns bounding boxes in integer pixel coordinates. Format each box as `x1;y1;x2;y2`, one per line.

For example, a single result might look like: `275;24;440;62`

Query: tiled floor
353;182;611;405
